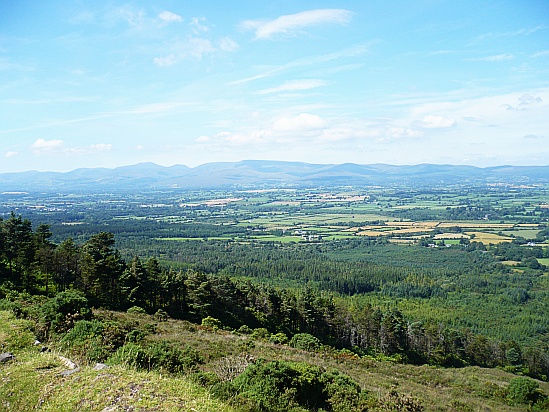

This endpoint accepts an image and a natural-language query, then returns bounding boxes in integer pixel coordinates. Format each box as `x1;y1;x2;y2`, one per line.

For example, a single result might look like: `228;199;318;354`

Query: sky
1;0;548;173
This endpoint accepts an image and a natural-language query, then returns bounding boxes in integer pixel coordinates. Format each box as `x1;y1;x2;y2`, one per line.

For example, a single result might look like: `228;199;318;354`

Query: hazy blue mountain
0;161;548;192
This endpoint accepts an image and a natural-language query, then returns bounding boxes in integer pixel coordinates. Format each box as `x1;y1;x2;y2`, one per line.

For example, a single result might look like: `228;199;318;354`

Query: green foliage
269;332;289;345
59;319;108;362
127;305;147;314
224;359;365;412
40;290;91;335
107;340;202;374
507;377;545;405
378;385;424;411
250;327;270;340
202;316;223;331
289;333;322;352
154;309;168;321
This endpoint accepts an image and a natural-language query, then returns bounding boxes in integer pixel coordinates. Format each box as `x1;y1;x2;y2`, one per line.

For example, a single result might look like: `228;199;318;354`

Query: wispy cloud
243;9;352;40
159;11;183;23
258;79;327;95
190;17;209;33
470;25;547;44
230;43;371;85
153;54;177;67
531;50;549;58
30;139;113;155
420;115;456;128
0;114;114;135
468;53;514;62
273;113;327;131
154;35;237;66
5;151;18;158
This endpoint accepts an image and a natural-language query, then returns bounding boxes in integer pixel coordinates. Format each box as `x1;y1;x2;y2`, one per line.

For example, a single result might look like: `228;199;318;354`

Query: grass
0;310;236;412
2;308;548;411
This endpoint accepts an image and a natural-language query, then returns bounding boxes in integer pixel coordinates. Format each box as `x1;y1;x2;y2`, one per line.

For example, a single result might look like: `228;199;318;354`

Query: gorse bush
202;316;222;331
507;377;546;406
41;290;91;335
107;340;202;373
58;318;128;363
216;359;366;412
289;333;322;352
126;306;146;314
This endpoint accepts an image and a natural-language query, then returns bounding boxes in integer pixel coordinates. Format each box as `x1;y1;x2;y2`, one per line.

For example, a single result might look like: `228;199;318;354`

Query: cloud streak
30;139;112;155
243;9;352;40
230;43;371;85
468;53;514;62
258;79;327;95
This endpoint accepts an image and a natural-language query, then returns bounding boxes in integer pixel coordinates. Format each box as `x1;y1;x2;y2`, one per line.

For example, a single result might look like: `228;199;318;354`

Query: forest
1;183;549;410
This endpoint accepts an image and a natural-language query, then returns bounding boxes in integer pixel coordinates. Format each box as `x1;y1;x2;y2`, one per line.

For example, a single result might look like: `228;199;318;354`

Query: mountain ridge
1;160;548;192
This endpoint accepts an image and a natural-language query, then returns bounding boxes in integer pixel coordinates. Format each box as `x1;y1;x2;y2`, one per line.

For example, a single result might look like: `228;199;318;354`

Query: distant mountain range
1;160;548;192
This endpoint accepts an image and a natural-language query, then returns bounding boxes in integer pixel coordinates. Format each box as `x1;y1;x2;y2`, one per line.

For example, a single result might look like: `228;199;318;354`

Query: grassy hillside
1;309;548;411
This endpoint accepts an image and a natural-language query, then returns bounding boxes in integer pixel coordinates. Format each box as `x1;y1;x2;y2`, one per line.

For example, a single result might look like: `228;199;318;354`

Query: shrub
212;354;255;381
507;377;544;405
59;319;104;361
107;341;202;374
60;319;104;347
322;369;364;412
154;309;168;321
378;385;424;411
125;329;146;343
202;316;222;331
237;325;252;334
289;333;321;352
127;306;146;314
107;342;150;370
146;341;202;373
41;290;91;335
250;327;270;340
225;359;364;412
269;332;289;345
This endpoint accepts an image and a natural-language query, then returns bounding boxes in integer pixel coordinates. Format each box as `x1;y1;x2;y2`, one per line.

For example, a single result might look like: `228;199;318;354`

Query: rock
58;356;77;369
60;367;80;377
34;340;41;346
0;353;15;363
93;363;109;370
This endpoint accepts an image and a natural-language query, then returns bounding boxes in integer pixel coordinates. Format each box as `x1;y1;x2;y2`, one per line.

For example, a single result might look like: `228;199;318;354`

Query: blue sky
1;0;548;172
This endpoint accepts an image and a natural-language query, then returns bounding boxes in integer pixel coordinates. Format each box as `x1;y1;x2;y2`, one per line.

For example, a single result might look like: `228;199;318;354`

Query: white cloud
469;53;514;62
154;54;177;67
31;139;64;153
420;115;456;128
503;93;543;111
190;17;209;33
5;151;18;158
531;50;549;58
273;113;327;131
136;145;144;150
159;11;182;23
219;37;238;52
243;9;352;40
89;143;112;152
30;139;112;156
195;135;210;143
116;6;146;28
258;79;327;95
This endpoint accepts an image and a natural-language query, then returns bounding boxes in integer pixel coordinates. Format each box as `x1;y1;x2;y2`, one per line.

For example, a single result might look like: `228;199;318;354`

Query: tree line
1;212;548;380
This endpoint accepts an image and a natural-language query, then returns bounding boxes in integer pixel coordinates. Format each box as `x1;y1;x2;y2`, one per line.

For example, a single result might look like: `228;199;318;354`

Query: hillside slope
1;309;547;411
